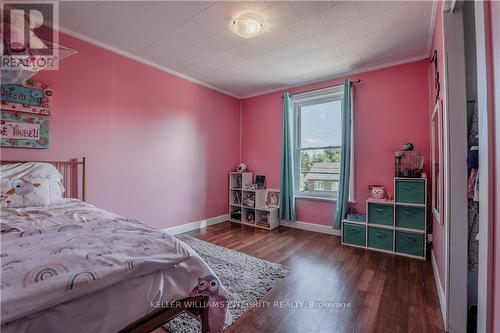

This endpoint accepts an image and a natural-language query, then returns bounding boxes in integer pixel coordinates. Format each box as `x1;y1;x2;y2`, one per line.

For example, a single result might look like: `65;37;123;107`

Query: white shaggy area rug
163;234;290;332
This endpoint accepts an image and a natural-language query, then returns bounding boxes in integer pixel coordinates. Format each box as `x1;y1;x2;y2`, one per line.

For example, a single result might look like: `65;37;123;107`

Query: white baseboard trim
431;249;447;326
164;215;341;236
280;220;341;236
163;214;228;235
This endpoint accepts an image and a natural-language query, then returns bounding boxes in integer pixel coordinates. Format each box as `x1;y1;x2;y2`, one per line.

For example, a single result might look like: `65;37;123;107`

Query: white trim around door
474;2;494;332
442;3;469;332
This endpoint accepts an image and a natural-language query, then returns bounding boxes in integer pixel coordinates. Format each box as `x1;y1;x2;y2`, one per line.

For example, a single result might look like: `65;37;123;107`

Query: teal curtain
334;79;352;229
280;93;296;221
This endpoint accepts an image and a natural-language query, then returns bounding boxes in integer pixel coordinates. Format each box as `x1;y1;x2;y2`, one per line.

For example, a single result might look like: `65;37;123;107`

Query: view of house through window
297;94;344;198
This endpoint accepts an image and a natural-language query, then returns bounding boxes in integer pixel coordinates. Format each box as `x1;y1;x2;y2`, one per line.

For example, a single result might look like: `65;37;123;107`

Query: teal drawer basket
395;231;424;257
395;179;425;204
368;203;394;226
368;227;393;251
395;205;425;230
343;223;366;247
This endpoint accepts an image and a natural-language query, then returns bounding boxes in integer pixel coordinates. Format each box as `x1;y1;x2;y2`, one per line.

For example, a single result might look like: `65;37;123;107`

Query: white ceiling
45;1;435;98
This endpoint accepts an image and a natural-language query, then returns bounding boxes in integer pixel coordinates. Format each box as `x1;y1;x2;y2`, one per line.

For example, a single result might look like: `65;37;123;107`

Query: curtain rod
282;79;362;99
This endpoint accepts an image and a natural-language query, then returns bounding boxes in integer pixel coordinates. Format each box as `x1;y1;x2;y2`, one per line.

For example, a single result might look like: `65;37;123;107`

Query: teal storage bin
395;231;424;257
395;205;425;230
343;223;366;247
368;203;394;226
368;227;393;251
395;179;425;204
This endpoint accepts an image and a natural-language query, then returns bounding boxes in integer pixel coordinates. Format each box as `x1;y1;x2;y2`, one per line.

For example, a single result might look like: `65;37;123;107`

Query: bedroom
0;1;499;333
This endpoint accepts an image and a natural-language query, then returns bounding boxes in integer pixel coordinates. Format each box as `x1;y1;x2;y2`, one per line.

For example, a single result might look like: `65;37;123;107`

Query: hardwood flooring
184;221;444;333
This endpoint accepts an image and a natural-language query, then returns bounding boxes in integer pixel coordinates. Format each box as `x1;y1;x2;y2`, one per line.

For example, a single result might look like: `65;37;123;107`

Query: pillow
1;177;51;208
1;162;65;203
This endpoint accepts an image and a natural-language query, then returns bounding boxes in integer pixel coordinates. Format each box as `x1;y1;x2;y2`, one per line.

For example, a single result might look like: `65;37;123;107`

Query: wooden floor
185;221;444;333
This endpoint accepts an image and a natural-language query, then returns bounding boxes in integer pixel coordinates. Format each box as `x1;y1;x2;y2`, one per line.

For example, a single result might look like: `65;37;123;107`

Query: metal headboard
0;158;86;201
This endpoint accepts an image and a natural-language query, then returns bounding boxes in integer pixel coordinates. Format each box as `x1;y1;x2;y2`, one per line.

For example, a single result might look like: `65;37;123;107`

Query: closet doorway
442;1;494;333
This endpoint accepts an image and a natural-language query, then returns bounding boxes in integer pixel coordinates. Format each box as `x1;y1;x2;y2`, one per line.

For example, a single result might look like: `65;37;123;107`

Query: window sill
295;195;357;204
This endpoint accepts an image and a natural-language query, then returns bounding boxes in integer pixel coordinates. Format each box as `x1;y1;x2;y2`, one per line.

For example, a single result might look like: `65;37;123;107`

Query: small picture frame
255;175;266;189
245;184;257;190
265;189;280;208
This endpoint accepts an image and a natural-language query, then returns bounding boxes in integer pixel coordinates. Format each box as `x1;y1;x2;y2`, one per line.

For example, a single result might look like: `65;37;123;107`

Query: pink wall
428;0;446;296
0;33;240;229
241;60;430;225
489;0;500;330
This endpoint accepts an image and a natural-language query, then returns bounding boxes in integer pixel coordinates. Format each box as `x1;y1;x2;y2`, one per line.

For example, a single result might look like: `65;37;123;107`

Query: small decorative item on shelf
403;142;414;151
256;220;269;227
243;192;256;207
261;213;269;223
245;184;257;190
246;211;255;222
387;192;394;201
255;175;266;189
265;189;280;208
237;163;247;172
233;191;241;204
394;147;424;178
235;175;242;189
346;212;366;222
231;210;241;220
369;185;385;199
394;150;404;177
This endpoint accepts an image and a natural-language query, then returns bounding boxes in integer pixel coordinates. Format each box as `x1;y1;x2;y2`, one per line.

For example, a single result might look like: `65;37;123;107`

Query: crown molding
427;0;439;56
58;27;239;99
240;54;429;99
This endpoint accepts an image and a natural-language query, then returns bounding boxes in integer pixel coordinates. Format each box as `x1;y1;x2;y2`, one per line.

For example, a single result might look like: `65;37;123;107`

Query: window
294;85;354;200
313;180;324;191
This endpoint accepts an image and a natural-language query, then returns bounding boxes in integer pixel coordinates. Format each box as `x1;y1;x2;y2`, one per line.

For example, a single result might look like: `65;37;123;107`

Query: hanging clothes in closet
467;102;479;272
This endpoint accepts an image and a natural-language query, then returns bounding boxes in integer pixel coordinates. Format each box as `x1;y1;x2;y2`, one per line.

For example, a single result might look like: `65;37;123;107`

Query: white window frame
293;85;355;201
313;180;324;191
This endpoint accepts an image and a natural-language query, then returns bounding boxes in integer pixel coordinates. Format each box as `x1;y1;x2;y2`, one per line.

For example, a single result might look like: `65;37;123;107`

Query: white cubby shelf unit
229;172;279;230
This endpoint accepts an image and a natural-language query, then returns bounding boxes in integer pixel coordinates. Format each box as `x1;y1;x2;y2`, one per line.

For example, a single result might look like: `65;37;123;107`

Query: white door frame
442;3;469;332
442;2;495;332
474;2;494;332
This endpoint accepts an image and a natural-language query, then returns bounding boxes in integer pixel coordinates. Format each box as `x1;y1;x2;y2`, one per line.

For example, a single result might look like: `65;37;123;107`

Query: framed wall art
256;175;266;189
0;111;49;149
265;189;280;208
0;80;52;115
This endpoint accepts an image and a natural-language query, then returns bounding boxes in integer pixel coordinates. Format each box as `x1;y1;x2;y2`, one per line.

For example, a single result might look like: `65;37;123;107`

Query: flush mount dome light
231;13;265;38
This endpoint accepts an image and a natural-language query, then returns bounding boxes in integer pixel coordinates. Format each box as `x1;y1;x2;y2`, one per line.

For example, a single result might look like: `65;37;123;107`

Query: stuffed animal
369;185;385;200
188;275;228;333
7;179;42;197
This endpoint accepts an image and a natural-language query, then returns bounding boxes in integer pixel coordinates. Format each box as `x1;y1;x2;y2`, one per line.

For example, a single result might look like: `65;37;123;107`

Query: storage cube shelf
228;172;279;230
341;177;427;259
395;178;425;204
368;227;393;251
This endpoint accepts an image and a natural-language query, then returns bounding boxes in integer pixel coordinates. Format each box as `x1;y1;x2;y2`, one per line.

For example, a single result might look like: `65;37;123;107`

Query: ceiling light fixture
231;13;265;38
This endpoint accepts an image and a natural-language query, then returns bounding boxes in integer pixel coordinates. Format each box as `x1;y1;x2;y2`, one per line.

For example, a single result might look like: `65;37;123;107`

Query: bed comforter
0;199;230;332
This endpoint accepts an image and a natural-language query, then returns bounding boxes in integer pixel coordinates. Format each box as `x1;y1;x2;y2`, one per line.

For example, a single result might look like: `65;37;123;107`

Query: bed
0;159;230;333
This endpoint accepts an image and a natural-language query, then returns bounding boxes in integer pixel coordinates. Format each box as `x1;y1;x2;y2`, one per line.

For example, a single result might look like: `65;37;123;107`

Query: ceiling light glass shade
231;14;265;38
